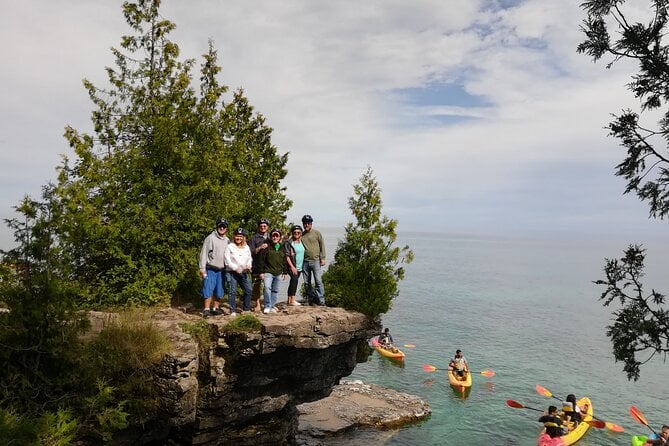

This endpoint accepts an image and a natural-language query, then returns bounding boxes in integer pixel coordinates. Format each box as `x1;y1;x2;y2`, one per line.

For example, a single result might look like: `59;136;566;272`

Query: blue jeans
226;271;251;312
302;260;324;304
262;273;281;309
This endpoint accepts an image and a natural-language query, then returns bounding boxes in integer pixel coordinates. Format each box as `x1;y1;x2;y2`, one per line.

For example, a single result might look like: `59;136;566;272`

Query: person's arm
318;232;326;265
198;237;210;277
244;246;253;272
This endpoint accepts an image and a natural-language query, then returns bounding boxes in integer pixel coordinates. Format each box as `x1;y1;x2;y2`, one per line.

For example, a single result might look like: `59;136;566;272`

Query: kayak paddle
630;406;660;437
422;364;495;377
506;399;544;412
535;384;624;432
403;344;416;348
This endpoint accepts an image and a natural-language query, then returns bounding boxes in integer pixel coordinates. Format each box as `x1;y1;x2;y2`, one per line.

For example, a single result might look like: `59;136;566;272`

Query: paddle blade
422;364;437;372
506;399;524;409
535;384;553;397
585;419;606;429
605;422;625;433
480;369;495;377
630;406;649;426
403;344;416;348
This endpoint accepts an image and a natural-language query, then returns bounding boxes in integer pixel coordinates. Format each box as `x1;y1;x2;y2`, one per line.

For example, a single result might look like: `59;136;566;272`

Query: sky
1;0;668;249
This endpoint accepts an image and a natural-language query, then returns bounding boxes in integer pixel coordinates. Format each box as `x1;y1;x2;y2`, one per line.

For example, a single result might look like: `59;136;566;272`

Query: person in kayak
379;328;398;353
646;425;669;445
448;349;469;381
538;405;565;438
561;393;583;428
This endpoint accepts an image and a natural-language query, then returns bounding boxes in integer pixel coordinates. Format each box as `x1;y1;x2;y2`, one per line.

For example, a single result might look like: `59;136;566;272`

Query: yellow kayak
448;369;472;388
371;337;405;361
562;397;593;445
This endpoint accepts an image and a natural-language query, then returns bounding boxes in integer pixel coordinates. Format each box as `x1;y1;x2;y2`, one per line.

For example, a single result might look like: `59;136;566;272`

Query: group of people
198;214;326;317
537;395;586;438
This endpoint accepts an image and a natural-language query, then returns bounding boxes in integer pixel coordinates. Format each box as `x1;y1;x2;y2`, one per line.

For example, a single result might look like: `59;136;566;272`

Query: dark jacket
249;232;269;274
257;242;288;276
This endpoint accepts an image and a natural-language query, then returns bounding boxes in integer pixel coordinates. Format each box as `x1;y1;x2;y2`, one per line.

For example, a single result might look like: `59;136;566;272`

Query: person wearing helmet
257;228;288;314
249;218;271;312
285;224;304;306
301;214;326;306
198;218;229;317
224;228;253;317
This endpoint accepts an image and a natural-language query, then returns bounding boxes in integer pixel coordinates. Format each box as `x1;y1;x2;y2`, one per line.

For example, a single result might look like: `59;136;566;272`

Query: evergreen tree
0;194;88;413
579;0;669;380
49;0;290;306
324;167;413;317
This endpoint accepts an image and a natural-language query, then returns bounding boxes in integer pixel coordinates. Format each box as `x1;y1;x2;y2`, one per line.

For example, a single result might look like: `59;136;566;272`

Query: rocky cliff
121;305;382;445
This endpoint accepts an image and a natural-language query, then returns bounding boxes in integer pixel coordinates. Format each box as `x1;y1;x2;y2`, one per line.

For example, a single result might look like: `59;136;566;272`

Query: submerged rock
296;380;431;444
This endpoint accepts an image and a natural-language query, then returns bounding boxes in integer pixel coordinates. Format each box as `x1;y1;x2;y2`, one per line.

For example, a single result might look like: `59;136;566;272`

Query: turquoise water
326;230;669;446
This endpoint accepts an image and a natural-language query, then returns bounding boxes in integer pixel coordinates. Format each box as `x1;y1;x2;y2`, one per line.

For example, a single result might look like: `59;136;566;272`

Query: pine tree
49;0;290;306
324;167;413;317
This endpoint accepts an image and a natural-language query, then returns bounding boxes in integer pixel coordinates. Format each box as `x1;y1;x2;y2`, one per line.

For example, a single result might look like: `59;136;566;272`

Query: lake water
315;229;669;446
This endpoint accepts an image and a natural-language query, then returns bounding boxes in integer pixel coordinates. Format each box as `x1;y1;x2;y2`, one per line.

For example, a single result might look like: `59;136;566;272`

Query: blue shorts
201;269;226;299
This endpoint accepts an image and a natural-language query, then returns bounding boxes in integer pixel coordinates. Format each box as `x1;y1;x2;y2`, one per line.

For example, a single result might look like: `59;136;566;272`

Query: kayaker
647;425;669;445
448;349;469;381
561;393;583;427
538;405;565;438
379;328;398;353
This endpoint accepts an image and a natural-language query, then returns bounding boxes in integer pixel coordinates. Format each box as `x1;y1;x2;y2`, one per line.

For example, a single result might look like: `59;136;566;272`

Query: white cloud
1;0;666;248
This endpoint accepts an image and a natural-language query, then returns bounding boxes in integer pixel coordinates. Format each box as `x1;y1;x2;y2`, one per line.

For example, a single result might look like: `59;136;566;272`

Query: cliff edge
89;305;430;445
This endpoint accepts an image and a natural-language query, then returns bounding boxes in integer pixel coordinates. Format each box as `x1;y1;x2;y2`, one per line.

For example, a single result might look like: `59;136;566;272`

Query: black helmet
290;224;303;233
301;214;313;223
270;228;282;236
258;218;270;226
216;218;229;228
233;228;247;236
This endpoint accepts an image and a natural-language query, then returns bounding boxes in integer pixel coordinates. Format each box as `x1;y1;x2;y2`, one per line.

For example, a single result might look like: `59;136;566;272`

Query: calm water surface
320;230;669;446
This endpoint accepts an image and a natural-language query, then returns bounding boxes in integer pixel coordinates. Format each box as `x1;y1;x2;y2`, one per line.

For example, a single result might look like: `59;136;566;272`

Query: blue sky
1;0;668;248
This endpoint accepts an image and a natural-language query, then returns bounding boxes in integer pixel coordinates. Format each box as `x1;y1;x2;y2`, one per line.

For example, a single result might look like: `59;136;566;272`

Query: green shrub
83;309;170;427
180;319;211;345
0;408;77;446
37;409;78;446
222;314;263;333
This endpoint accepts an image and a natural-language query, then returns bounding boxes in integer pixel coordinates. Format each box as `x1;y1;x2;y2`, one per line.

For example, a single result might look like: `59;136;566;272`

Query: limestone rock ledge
99;306;430;445
296;380;431;444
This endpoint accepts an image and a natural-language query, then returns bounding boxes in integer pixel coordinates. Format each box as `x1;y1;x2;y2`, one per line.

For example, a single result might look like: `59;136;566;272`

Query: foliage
0;196;89;413
21;0;292;308
82;381;129;442
222;313;263;333
83;310;170;425
0;408;77;446
36;410;78;446
180;319;211;343
594;245;669;381
579;0;669;379
323;167;413;317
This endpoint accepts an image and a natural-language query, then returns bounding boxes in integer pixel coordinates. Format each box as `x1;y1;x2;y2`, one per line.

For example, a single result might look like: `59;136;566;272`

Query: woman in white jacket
224;228;253;316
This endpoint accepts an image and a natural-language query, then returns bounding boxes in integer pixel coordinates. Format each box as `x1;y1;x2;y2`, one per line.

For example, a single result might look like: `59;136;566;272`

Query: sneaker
229;311;237;318
289;301;301;306
263;308;270;314
202;309;211;318
211;308;223;316
270;307;278;313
